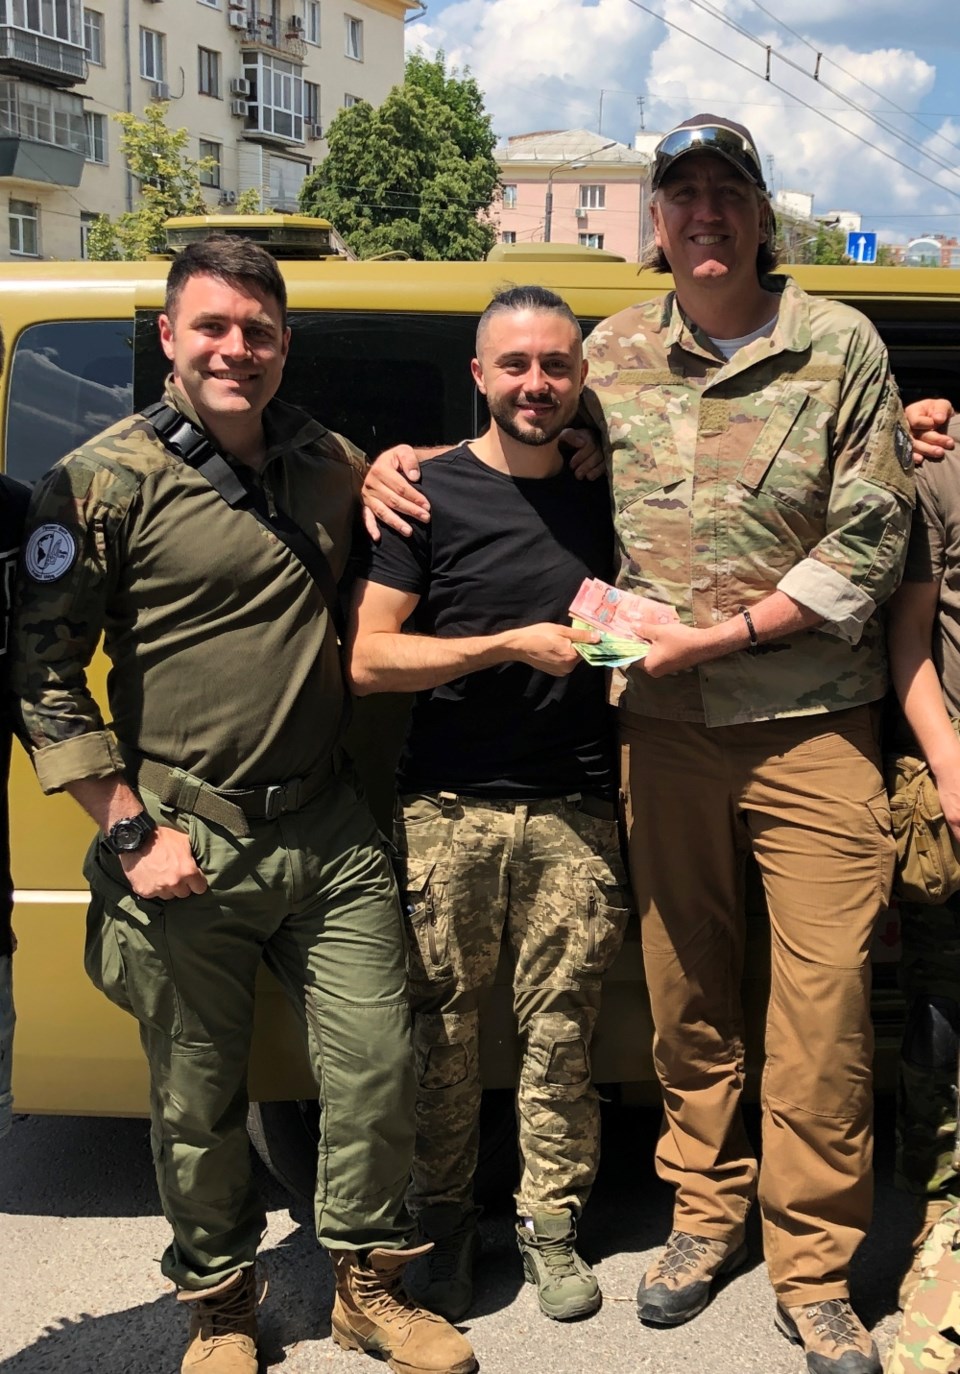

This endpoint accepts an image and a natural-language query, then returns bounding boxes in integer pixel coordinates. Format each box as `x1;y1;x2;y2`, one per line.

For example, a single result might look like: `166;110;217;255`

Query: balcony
0;25;86;85
241;51;305;146
0;77;85;185
240;18;306;65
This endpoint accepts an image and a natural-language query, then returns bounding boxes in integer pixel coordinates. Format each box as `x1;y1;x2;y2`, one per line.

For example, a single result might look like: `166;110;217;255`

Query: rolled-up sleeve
11;456;125;793
777;334;914;643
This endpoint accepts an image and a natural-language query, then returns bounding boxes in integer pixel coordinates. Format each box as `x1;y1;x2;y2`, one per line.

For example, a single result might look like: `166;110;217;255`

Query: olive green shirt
583;276;915;726
13;378;365;793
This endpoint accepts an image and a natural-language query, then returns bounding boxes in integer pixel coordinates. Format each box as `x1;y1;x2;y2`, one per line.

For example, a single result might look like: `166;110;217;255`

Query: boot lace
354;1264;431;1333
193;1274;264;1344
802;1300;865;1352
428;1230;468;1281
534;1235;580;1278
655;1232;709;1282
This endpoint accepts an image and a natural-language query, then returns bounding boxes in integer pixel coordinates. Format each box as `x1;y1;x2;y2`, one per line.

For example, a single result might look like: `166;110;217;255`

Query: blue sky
404;0;960;247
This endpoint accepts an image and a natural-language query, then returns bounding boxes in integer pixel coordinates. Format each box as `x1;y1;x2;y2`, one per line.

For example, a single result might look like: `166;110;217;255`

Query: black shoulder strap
142;402;345;640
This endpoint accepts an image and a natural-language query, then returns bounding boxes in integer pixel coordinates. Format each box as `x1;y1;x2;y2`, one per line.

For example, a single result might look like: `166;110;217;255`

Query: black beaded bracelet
741;608;759;648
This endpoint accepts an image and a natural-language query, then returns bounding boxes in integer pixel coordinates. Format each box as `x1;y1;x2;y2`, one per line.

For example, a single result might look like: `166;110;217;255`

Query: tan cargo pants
622;704;894;1305
396;791;632;1218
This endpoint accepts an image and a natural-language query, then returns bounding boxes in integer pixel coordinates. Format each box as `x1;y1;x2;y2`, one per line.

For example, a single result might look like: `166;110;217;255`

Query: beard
487;392;574;447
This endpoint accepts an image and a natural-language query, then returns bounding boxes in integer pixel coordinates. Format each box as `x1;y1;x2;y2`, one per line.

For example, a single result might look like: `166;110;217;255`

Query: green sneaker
404;1204;481;1322
516;1208;601;1321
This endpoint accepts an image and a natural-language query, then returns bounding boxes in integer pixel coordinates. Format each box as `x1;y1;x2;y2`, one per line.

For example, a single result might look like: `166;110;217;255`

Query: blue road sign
846;230;878;264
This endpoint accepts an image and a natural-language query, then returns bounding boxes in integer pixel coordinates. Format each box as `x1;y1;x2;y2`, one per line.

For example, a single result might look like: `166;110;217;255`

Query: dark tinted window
6;320;134;483
135;310;482;455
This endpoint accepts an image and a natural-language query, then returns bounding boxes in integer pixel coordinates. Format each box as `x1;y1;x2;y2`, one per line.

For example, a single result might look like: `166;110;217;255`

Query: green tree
85;103;211;260
299;52;499;260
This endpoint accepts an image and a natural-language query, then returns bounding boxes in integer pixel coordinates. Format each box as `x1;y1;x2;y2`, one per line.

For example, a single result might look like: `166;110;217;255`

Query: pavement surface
1;1098;914;1374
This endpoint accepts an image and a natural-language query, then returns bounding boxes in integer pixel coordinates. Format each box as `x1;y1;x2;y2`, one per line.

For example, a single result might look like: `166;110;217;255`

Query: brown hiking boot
775;1298;880;1374
177;1267;261;1374
331;1244;477;1374
898;1196;955;1309
636;1229;747;1325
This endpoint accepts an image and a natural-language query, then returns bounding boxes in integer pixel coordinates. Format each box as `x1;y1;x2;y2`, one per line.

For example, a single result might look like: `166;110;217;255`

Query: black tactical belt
123;752;338;838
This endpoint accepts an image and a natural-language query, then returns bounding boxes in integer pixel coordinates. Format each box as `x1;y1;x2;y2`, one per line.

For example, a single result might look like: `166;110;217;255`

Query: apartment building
497;129;650;261
0;0;419;261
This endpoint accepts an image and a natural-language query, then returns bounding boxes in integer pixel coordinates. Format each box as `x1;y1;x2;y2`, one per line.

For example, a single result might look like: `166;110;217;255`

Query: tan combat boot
177;1267;261;1374
775;1298;880;1374
898;1196;955;1308
331;1244;477;1374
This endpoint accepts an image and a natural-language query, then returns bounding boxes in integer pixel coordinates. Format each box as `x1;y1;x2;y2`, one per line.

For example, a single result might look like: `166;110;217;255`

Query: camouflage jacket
12;378;366;793
583;276;915;726
886;1204;960;1373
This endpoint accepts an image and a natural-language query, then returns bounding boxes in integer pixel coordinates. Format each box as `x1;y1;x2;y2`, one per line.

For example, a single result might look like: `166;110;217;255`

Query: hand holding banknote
567;578;679;668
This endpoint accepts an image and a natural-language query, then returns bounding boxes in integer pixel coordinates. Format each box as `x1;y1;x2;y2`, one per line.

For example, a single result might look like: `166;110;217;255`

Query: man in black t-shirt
0;457;31;1138
346;286;632;1326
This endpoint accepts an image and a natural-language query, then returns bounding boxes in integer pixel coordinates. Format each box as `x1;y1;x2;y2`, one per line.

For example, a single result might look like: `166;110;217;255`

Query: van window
135;310;482;455
6;320;134;483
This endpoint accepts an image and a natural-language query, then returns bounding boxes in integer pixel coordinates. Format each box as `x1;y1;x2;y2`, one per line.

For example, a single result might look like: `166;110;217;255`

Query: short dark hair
477;284;581;352
643;194;780;276
164;234;288;326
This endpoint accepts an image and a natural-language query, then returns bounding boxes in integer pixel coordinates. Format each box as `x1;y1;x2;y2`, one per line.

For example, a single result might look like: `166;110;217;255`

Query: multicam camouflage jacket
583;275;915;727
12;378;366;794
886;1203;960;1374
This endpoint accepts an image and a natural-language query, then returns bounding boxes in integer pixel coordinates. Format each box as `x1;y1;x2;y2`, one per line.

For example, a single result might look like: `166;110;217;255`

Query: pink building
496;129;651;261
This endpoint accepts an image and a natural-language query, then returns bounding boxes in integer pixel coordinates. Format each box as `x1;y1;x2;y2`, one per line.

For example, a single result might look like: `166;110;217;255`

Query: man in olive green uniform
11;236;475;1374
582;116;914;1374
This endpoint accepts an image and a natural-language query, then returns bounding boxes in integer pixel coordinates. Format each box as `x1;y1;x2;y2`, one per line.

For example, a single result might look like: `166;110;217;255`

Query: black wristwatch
103;812;157;855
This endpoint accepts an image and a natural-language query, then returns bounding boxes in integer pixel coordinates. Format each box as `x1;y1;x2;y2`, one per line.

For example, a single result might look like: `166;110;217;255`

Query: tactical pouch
886;722;960;904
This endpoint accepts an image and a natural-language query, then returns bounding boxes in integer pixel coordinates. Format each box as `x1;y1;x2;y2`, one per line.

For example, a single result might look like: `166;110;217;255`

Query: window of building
140;28;165;82
198;137;221;188
579;184;605;210
198;47;221;98
343;93;359;108
83;8;103;64
244;52;303;142
502;184;517;209
0;79;86;152
84;110;106;163
7;0;82;42
198;0;219;7
304;0;320;43
344;14;362;60
304;80;319;126
578;232;604;249
9;199;39;257
501;231;516;244
80;210;98;258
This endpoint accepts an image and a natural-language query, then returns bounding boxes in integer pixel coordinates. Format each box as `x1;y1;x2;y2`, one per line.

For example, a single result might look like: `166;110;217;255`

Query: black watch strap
104;812;157;854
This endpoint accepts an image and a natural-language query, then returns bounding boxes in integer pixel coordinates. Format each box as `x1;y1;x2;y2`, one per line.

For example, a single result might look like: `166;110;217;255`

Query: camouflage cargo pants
896;897;960;1200
396;791;632;1218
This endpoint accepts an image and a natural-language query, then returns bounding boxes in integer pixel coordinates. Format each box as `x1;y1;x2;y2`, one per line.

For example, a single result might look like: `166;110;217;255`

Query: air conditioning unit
229;76;251;96
306;122;323;139
286;14;303;30
151;81;171;101
219;189;238;205
229;99;249;117
574;207;588;220
228;9;247;26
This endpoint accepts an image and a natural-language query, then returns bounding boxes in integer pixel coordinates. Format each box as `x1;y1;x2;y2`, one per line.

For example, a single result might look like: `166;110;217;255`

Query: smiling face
158;273;290;434
471;307;587;448
651;152;769;290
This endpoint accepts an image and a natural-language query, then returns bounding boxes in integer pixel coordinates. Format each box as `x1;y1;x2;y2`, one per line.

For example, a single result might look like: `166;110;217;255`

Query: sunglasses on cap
652;124;767;193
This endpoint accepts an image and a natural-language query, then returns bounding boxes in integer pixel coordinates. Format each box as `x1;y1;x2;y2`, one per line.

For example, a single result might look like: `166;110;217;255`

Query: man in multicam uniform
10;236;475;1374
581;115;914;1374
346;286;632;1325
886;398;960;1373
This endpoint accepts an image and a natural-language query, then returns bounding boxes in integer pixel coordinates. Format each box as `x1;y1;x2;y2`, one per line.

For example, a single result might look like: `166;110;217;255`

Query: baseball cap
651;114;768;193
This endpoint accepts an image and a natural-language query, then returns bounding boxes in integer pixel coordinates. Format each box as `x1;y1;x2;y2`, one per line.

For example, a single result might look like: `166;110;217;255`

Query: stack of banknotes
568;578;679;668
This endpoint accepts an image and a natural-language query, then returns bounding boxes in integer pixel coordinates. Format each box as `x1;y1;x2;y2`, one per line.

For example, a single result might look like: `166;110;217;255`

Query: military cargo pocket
544;1036;590;1087
579;858;631;975
421;1040;468;1090
403;859;452;982
83;841;182;1038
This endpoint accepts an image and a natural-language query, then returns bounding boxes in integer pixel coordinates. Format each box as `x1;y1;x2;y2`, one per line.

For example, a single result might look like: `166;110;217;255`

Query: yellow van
5;223;960;1195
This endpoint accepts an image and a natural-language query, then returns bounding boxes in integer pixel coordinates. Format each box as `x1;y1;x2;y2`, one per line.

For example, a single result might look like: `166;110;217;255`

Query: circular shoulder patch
24;523;78;582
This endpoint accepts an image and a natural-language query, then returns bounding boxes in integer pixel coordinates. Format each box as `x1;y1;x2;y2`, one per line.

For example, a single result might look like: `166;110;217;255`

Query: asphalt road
1;1099;913;1374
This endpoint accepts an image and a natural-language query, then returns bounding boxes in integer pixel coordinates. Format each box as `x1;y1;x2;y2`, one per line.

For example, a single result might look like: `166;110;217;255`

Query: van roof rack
487;243;627;263
163;214;350;259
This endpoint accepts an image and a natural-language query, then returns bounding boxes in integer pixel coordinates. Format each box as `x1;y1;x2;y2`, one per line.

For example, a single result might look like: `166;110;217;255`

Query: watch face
108;814;156;852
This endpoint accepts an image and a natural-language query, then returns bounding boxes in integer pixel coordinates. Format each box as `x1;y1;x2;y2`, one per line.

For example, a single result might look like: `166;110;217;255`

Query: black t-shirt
0;474;30;956
362;444;616;798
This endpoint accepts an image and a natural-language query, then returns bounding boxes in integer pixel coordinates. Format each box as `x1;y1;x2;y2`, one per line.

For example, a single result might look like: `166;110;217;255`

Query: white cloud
407;0;959;242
